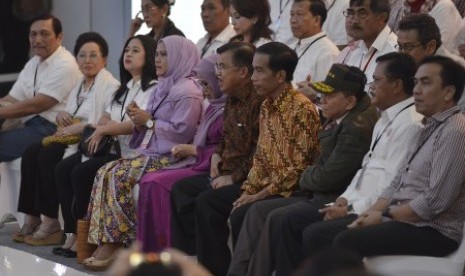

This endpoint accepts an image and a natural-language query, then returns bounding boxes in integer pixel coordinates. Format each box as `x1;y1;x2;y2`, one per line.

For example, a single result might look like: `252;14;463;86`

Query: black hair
294;0;328;27
216;42;256;75
73;32;109;58
149;0;174;16
30;14;62;37
114;35;156;104
255;42;298;82
419;56;465;103
398;13;442;50
376;52;417;95
229;0;272;43
349;0;390;22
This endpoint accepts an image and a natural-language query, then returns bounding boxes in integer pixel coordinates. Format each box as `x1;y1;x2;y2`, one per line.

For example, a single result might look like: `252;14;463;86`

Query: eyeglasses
395;43;424;52
76;53;101;61
193;77;209;88
215;64;238;73
343;9;370;20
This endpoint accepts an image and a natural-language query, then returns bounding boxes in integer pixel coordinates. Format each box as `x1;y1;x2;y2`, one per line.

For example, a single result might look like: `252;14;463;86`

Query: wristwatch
145;119;154;129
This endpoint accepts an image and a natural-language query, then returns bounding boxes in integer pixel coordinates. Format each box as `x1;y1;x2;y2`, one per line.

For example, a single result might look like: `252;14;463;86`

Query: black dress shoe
52;247;65;255
62;249;77;258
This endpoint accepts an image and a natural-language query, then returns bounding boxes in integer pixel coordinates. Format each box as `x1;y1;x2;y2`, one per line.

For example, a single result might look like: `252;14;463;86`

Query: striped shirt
241;87;320;197
381;106;465;242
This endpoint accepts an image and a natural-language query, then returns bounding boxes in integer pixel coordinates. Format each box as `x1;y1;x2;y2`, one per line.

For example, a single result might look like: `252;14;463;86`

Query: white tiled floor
0;246;93;276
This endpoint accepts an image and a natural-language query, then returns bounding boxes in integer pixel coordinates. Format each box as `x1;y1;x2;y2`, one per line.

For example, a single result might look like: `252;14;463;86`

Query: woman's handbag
78;125;120;158
42;118;82;147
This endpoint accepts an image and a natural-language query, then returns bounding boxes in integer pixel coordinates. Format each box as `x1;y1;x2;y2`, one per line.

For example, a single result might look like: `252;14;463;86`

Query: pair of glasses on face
395;43;424;52
135;4;158;19
343;9;370;20
214;64;238;74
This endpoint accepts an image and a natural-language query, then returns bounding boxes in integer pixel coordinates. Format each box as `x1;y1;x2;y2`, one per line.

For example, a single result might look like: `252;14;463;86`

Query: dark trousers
302;214;358;256
195;183;243;276
55;152;118;233
170;173;210;255
272;199;328;276
0;116;56;162
17;142;66;218
334;221;459;258
227;197;304;276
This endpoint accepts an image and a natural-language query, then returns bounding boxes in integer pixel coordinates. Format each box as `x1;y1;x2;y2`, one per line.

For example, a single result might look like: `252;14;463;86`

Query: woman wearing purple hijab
83;36;203;270
136;54;225;252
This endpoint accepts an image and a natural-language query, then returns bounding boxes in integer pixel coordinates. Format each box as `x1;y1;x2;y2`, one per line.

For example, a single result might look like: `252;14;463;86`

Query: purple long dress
136;54;225;252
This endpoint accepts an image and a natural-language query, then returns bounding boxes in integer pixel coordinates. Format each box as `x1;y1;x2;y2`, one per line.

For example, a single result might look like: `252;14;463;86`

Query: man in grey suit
227;64;379;276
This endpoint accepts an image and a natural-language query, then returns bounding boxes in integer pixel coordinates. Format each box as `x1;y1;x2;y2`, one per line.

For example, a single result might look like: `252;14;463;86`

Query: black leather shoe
62;249;77;258
52;247;65;255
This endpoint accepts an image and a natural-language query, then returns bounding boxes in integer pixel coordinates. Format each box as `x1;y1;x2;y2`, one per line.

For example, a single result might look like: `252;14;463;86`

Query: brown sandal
24;228;64;246
11;223;39;243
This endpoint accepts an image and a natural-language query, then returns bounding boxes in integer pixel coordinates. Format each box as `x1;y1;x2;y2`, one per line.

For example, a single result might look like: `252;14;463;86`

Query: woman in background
129;0;184;42
229;0;272;47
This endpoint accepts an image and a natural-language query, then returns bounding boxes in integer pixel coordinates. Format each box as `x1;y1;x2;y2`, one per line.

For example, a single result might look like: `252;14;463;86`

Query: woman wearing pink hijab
137;54;226;253
83;36;203;271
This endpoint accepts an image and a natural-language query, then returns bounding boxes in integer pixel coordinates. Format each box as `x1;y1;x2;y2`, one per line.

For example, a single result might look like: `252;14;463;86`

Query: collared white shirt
323;0;350;46
269;0;296;46
429;0;462;55
197;24;236;58
108;79;152;157
9;46;81;124
340;98;423;214
344;25;397;91
291;32;340;82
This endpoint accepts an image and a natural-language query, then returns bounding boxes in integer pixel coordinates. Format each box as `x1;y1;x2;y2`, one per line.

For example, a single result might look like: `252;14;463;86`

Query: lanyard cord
294;35;327;61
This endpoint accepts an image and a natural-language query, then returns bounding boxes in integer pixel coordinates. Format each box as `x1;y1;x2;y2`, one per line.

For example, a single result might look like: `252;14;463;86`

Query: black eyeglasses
343;9;370;20
395;43;424;52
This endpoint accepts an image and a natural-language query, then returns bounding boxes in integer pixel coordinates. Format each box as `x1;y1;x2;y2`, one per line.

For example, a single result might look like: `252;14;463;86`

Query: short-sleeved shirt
197;25;236;58
107;79;152;157
291;32;340;83
9;46;81;123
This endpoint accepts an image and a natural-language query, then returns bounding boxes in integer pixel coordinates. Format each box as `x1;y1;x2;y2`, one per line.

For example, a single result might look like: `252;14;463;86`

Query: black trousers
195;183;243;276
170;173;211;255
55;152;118;233
273;199;328;276
227;197;304;276
17;142;66;219
302;214;357;257
334;220;459;258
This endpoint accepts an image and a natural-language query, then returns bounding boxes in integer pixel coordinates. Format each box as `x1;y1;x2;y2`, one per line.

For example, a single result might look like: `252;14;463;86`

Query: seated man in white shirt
197;0;236;58
0;14;80;162
290;0;340;84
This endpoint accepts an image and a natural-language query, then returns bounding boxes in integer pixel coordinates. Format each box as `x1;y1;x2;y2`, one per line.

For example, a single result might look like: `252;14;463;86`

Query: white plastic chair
364;224;465;276
0;159;24;228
